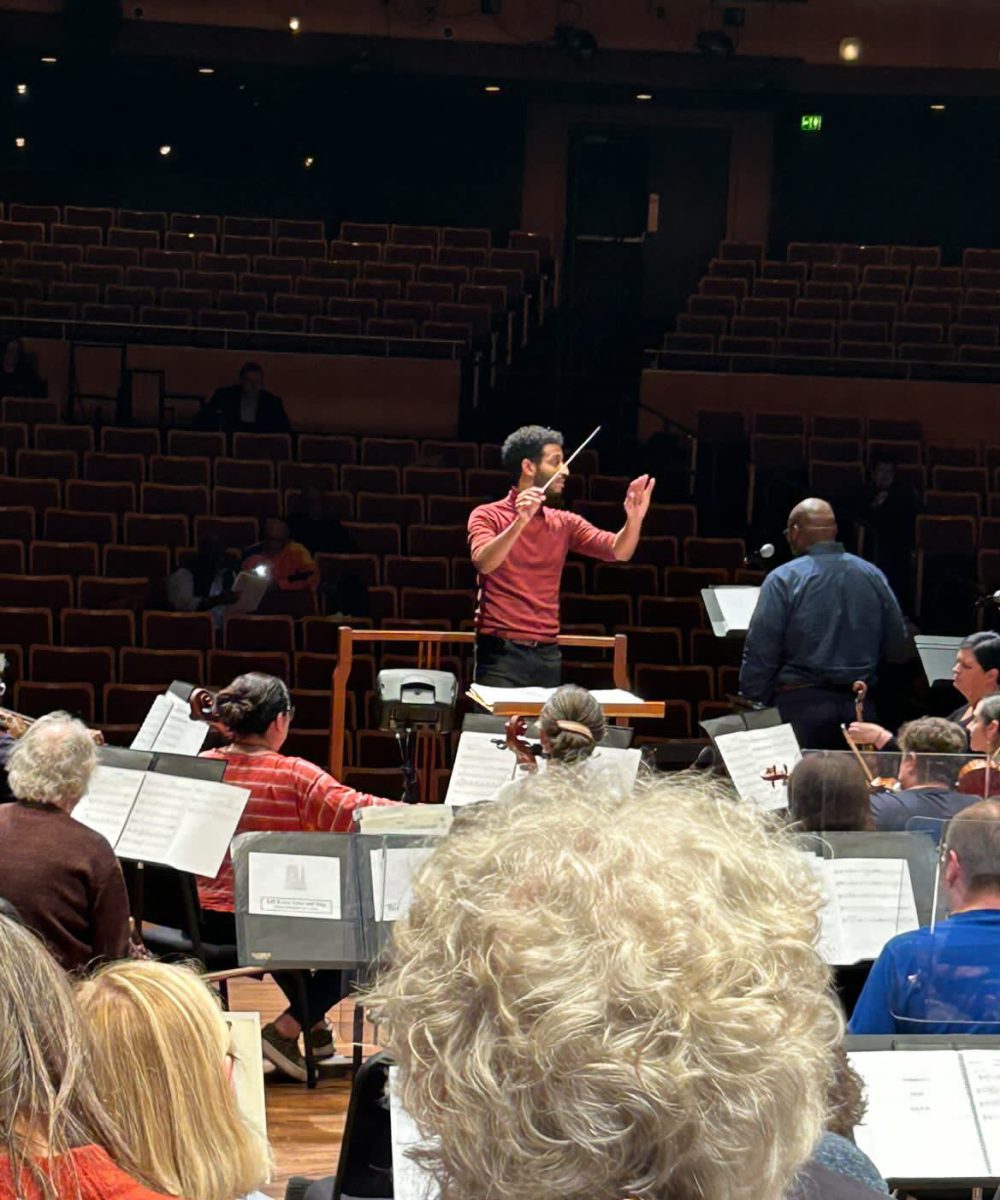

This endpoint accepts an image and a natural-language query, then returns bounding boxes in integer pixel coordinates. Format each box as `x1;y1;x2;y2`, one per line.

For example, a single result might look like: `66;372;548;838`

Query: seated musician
197;672;397;1081
869;716;972;831
490;684;612;803
0;713;130;972
848;630;1000;750
787;753;874;831
850;798;1000;1034
368;775;887;1200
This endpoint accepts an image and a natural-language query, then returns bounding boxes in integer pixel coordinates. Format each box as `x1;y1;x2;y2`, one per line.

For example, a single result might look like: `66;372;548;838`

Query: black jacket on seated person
195;384;291;434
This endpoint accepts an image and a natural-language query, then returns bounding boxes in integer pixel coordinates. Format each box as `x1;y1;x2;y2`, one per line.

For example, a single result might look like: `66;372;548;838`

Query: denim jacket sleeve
739;573;788;703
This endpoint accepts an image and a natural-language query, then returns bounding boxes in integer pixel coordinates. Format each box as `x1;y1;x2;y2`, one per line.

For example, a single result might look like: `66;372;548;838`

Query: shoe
261;1021;307;1082
308;1024;336;1060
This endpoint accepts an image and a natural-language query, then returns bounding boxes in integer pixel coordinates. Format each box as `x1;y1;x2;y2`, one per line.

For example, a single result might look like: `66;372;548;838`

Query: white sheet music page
960;1050;1000;1174
115;773;250;876
445;731;516;806
832;858;919;964
849;1050;988;1180
130;691;208;756
73;765;144;848
370;846;436;921
389;1066;440;1200
804;856;845;964
713;724;802;811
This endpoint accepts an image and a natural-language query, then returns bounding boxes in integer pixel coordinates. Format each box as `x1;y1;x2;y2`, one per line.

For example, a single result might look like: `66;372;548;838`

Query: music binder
914;635;962;686
130;680;209;756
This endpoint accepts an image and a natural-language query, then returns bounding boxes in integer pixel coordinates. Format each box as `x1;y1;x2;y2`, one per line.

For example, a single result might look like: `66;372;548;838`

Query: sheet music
357;806;453;835
130;691;208;756
914;636;963;686
713;724;802;811
849;1050;990;1180
808;858;919;964
370;847;436;921
389;1066;440;1200
445;731;517;806
961;1050;1000;1173
247;851;342;920
223;1012;268;1153
701;585;760;636
114;774;250;877
467;685;645;710
73;765;144;846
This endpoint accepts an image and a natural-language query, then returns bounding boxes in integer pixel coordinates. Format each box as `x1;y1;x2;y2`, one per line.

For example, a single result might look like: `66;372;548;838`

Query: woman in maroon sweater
0;913;176;1200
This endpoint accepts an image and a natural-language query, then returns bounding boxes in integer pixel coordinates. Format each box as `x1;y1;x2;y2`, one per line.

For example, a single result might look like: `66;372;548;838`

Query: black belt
478;632;558;649
775;680;864;695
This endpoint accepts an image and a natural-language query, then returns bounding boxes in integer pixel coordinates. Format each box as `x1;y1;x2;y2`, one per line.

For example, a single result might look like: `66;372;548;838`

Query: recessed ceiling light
15;137;26;149
838;37;862;63
288;16;301;32
198;67;215;75
930;103;946;111
16;84;27;96
304;156;315;168
635;92;653;101
484;84;501;93
159;144;172;156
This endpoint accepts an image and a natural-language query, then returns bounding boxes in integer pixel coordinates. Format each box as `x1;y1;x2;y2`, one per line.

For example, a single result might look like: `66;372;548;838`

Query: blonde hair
7;712;96;809
369;773;843;1200
76;961;270;1200
0;915;125;1200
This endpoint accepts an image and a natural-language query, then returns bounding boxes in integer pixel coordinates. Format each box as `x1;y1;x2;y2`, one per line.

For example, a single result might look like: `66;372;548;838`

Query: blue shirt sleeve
739;573;789;703
847;944;899;1035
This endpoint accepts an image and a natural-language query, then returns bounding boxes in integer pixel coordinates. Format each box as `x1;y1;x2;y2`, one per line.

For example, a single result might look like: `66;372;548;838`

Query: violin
957;753;1000;798
188;687;231;737
840;722;899;792
0;705;105;745
503;715;541;773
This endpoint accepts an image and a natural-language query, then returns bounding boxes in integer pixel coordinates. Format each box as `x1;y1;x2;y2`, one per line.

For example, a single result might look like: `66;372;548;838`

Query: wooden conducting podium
328;627;664;800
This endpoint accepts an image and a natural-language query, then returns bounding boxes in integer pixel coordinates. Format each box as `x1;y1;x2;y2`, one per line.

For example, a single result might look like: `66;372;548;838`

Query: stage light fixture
930;103;946;111
304;155;315;168
838;37;862;62
635;92;653;101
40;56;58;64
16;84;28;96
198;66;214;75
15;137;26;149
159;144;172;156
484;84;501;93
288;15;301;32
696;29;735;58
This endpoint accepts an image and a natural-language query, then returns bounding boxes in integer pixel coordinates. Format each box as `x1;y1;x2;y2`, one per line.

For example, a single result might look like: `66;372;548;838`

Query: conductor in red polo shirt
469;425;655;687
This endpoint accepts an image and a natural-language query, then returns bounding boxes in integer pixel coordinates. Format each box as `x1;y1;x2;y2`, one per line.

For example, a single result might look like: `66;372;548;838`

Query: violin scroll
188;687;230;736
504;714;540;774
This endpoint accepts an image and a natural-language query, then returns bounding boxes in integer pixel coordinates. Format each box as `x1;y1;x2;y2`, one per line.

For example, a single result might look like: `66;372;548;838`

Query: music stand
701;585;760;637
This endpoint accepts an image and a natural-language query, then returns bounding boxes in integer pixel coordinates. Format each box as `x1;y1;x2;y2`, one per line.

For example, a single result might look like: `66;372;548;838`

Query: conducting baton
542;425;602;493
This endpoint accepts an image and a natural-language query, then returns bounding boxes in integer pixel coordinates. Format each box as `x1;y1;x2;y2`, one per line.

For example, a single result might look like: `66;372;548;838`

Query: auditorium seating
658;239;1000;381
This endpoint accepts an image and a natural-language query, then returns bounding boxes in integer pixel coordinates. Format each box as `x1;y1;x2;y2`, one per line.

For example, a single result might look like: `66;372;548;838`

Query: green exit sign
801;113;823;132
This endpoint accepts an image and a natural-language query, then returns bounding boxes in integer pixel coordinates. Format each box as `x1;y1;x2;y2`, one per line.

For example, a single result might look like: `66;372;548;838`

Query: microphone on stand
744;542;776;567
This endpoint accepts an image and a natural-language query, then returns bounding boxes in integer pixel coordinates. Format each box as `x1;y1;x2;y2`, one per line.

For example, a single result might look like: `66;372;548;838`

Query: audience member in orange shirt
241;517;319;593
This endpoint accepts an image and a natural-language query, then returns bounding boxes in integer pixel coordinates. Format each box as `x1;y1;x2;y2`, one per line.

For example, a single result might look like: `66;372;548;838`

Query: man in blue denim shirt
739;498;909;749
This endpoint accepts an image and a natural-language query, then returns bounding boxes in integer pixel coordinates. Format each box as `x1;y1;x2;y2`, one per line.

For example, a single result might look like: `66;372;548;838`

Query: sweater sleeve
89;848;132;963
294;759;399;832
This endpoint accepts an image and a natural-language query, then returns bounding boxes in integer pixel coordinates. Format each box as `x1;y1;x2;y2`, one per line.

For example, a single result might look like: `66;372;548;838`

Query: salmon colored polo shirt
468;489;617;641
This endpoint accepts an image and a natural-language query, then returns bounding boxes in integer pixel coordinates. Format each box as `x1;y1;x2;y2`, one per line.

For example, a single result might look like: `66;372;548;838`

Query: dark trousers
201;910;343;1028
775;686;876;751
474;634;561;688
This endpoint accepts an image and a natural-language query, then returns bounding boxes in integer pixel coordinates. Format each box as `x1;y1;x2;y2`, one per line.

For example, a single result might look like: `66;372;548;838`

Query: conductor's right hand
514;487;545;525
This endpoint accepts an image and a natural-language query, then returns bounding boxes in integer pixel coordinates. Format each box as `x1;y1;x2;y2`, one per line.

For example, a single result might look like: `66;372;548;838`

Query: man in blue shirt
870;716;973;834
739;498;909;749
849;798;1000;1034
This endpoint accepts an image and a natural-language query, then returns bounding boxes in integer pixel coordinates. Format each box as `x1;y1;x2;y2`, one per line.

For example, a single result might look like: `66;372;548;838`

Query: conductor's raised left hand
624;474;655;521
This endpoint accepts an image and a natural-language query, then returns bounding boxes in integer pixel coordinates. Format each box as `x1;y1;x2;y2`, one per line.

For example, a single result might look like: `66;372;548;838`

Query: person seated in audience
857;456;917;612
167;536;241;623
787;753;874;831
849;630;1000;749
241;517;319;594
850;798;1000;1034
198;673;397;1080
369;774;886;1200
286;487;367;616
869;716;972;831
0;713;130;972
78;960;271;1200
0;914;174;1200
0;335;46;398
196;361;290;434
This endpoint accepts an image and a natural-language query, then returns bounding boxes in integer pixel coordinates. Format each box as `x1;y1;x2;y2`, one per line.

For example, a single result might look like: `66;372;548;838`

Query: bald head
786;498;838;555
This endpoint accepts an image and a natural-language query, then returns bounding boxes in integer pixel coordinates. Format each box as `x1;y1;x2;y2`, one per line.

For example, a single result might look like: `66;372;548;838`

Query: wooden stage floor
228;977;373;1199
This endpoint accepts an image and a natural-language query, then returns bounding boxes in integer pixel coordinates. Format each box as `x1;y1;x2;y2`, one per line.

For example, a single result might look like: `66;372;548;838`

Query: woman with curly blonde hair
77;961;270;1200
368;773;852;1200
